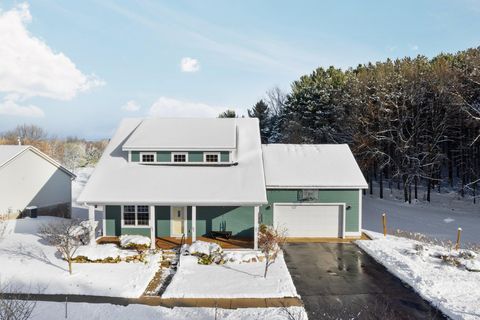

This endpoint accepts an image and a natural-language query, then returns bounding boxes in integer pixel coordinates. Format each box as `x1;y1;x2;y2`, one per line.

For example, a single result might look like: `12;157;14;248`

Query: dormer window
140;152;155;163
172;152;187;163
204;152;220;163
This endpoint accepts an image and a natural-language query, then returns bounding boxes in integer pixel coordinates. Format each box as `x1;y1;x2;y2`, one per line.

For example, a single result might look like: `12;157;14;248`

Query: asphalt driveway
283;242;446;320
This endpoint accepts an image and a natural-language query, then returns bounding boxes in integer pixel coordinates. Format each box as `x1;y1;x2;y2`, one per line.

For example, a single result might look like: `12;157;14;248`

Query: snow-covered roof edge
0;145;76;179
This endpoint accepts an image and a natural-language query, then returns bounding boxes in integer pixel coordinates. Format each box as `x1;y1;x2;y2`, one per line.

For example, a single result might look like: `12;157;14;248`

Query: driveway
283;242;446;320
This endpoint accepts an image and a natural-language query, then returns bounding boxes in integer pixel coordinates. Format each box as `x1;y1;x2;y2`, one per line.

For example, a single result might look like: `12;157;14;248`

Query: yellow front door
171;206;185;236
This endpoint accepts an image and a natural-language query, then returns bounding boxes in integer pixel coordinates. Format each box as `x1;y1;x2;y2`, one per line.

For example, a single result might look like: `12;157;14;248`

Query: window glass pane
123;206;136;225
142;154;154;162
173;154;186;162
206;154;218;162
137;206;149;225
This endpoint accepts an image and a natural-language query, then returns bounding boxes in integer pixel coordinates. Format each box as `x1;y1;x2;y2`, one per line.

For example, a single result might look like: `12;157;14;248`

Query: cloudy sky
0;0;479;139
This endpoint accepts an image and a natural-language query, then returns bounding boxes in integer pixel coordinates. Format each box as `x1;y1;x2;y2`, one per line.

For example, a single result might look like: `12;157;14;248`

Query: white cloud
0;3;104;116
121;100;141;112
0;95;44;117
149;96;229;117
180;57;200;72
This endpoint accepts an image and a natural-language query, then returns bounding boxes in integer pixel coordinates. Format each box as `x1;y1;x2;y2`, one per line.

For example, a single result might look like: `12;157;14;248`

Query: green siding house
77;118;368;249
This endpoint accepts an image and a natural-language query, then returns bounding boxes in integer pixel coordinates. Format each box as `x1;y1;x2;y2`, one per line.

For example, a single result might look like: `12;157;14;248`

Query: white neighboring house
0;145;76;218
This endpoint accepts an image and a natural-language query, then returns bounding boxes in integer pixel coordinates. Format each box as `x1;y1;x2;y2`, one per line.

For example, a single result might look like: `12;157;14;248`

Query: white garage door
274;204;343;237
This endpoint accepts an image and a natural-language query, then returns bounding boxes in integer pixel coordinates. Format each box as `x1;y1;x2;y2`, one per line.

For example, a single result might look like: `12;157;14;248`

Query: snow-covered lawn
162;251;298;299
31;301;307;320
357;231;480;320
363;192;480;244
0;217;160;298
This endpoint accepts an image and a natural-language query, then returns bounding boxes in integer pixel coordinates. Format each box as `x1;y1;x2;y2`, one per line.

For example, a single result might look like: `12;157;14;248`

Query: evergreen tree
248;100;270;143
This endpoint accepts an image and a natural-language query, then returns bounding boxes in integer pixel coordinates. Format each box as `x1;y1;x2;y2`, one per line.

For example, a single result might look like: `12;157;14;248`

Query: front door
171;206;185;237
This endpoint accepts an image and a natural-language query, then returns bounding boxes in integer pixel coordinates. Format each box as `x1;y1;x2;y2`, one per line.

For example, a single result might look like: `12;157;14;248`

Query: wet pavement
283;242;447;320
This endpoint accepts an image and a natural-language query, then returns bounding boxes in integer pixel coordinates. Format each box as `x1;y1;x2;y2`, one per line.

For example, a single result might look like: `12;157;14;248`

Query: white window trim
203;152;220;163
140;152;156;163
121;205;151;228
171;152;188;163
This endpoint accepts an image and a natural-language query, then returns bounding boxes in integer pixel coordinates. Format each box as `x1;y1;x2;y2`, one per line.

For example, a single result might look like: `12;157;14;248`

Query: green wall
189;151;203;162
220;151;230;162
105;205;151;237
260;189;360;233
155;206;170;237
156;151;171;162
131;151;140;162
193;206;254;237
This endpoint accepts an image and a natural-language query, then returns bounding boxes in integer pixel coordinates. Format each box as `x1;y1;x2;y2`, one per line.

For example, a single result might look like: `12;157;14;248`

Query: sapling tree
258;224;286;278
39;219;90;275
0;282;36;320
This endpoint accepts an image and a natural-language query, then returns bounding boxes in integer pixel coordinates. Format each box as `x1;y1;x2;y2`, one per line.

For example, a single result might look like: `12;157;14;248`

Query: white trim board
272;202;347;239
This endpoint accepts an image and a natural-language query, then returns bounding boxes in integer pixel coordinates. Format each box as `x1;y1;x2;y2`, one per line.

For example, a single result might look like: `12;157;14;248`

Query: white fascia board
122;146;235;151
266;185;369;189
83;200;268;206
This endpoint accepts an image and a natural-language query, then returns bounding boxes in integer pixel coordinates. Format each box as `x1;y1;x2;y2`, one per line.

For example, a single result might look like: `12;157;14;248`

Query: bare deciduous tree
38;219;90;275
0;283;36;320
258;224;286;278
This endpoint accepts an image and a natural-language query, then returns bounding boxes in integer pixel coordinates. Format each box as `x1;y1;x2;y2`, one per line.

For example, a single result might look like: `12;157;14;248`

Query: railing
177;233;186;268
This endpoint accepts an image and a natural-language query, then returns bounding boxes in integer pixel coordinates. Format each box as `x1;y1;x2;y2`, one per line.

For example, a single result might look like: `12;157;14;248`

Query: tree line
245;47;480;203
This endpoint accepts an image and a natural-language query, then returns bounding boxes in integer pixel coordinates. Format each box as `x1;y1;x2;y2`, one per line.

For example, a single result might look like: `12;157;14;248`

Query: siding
0;149;72;216
220;151;230;162
156;151;171;162
260;189;360;233
155;206;170;237
131;151;140;162
105;205;121;236
188;151;203;162
193;206;254;237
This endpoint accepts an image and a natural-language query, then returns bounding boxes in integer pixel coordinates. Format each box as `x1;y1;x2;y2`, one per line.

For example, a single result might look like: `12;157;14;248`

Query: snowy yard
162;250;298;299
363;190;480;244
357;231;480;320
30;302;307;320
0;217;160;298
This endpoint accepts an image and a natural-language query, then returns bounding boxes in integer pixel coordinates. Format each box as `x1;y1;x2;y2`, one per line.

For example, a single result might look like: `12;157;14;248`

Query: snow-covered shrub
119;235;151;252
458;249;477;260
186;241;222;256
72;243;145;263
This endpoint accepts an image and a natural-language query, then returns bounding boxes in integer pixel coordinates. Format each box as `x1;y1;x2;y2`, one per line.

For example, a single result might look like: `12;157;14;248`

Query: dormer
122;118;237;165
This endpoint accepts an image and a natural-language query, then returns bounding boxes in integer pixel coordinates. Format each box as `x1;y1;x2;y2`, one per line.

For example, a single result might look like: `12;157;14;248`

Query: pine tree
248;100;271;143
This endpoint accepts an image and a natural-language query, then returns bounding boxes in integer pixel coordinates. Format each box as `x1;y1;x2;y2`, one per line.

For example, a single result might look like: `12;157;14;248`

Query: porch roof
77;118;267;205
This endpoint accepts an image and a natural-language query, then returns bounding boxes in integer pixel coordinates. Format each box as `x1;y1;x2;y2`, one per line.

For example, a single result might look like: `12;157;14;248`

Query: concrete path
2;293;302;309
283;242;447;320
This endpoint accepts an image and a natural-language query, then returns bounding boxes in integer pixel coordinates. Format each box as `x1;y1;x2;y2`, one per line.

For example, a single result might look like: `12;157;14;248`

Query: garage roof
261;144;368;189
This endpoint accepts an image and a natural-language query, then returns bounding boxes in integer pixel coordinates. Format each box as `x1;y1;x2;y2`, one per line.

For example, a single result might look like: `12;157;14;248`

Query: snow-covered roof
122;118;237;151
261;144;368;189
0;145;75;178
78;118;267;205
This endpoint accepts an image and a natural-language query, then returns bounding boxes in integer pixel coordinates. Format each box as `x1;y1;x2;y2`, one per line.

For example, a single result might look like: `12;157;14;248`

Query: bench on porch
209;230;233;240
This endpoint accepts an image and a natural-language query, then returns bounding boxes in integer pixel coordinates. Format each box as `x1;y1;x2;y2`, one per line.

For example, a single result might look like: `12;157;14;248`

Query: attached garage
274;203;345;238
261;144;368;239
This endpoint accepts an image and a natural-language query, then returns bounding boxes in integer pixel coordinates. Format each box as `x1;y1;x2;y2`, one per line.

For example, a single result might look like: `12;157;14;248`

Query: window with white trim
141;152;155;163
172;152;187;162
122;205;150;226
204;152;220;163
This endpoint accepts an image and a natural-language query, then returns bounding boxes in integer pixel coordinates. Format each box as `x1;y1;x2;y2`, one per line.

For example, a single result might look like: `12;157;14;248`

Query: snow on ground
162;251;298;299
363;188;480;244
0;217;160;298
357;231;480;320
31;302;308;320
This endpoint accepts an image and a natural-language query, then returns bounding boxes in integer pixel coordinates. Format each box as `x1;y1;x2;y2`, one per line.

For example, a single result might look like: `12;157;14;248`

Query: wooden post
382;213;387;237
455;227;462;250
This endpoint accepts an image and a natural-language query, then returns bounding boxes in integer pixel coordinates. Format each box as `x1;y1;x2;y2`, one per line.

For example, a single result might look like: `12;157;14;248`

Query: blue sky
0;0;479;139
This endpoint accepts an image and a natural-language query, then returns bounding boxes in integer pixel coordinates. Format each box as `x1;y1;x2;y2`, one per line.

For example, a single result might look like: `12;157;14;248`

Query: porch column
149;205;156;249
192;206;197;242
254;206;259;250
88;205;96;245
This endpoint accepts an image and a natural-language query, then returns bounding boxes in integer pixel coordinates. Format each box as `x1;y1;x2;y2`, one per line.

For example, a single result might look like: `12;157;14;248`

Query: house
0;145;76;218
77;118;367;249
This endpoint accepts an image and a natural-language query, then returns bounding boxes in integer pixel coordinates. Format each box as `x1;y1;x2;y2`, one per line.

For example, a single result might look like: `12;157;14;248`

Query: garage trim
272;202;346;239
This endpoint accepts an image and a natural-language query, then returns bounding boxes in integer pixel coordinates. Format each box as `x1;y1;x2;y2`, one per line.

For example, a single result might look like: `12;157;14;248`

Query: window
172;152;187;162
141;152;155;163
123;205;136;225
122;205;150;226
204;152;220;163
